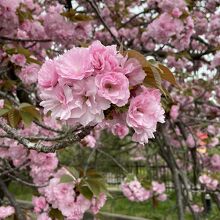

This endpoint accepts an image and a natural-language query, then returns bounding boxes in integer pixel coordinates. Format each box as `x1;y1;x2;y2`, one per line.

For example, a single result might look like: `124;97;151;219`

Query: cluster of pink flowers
38;41;165;144
127;88;165;143
0;206;15;219
190;204;204;213
29;151;58;185
33;170;107;220
199;174;219;191
142;13;194;51
43;4;91;45
121;178;167;202
121;179;151;202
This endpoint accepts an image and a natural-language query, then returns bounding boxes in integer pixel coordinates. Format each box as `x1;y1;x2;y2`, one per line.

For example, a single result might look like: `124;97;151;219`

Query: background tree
0;0;220;220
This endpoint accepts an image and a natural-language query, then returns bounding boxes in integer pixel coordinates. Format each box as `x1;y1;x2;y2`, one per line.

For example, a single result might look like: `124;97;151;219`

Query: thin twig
87;0;121;46
0;36;52;43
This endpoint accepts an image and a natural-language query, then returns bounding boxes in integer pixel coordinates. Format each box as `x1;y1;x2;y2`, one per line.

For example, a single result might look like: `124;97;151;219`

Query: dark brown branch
0;120;94;153
87;0;121;46
0;36;52;43
0;179;25;220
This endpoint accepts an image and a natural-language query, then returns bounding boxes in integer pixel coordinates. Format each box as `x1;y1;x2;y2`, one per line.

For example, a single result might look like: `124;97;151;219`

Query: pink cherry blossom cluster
121;179;151;202
0;117;60;185
199;174;219;191
43;4;91;45
38;41;165;144
0;206;15;220
33;169;106;220
121;178;167;202
142;13;194;51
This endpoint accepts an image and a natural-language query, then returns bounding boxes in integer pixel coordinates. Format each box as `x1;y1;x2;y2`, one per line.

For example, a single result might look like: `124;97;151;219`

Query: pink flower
56;47;94;80
32;196;48;213
121;179;152;202
111;123;129;139
95;71;130;107
126;88;165;144
10;54;26;66
172;8;182;17
199;175;218;191
170;104;180;120
122;58;145;86
81;135;96;148
40;84;76;120
210;154;220;170
152;181;166;194
67;76;110;126
38;60;58;88
157;193;167;201
89;41;120;73
0;99;4;109
18;63;40;85
90;193;107;214
191;204;204;213
0;206;15;219
186;134;196;148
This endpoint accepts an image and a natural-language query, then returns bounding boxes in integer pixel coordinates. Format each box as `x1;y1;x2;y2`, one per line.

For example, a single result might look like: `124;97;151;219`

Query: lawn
8;182;220;220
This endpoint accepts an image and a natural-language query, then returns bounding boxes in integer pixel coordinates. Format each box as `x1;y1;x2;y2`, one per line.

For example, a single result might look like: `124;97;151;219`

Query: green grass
101;191;220;220
101;192;179;220
8;182;220;220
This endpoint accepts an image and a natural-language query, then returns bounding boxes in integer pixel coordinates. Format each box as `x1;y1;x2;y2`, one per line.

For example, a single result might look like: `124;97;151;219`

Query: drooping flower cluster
121;179;151;202
121;178;167;202
34;170;107;220
0;206;15;220
199;174;219;191
38;41;165;144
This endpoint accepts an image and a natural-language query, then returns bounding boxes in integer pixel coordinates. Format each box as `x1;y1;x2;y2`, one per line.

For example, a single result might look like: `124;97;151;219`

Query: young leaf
20;105;41;121
19;111;34;126
60;174;74;183
78;185;94;200
0;108;9;117
125;50;150;68
157;64;177;86
8;109;21;128
49;209;64;220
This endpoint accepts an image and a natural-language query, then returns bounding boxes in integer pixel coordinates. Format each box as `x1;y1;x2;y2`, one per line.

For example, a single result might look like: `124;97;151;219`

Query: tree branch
0;178;25;220
87;0;121;46
0;120;94;153
0;36;52;43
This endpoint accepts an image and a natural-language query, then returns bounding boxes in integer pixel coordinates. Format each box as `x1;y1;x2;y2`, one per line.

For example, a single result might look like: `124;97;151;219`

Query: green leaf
26;57;42;65
0;108;9;117
86;169;103;179
19;103;32;109
16;4;33;23
20;105;41;121
8;109;21;128
61;9;93;22
84;178;102;196
19;111;34;126
68;167;79;179
60;174;74;183
78;185;93;200
17;47;31;57
49;208;64;220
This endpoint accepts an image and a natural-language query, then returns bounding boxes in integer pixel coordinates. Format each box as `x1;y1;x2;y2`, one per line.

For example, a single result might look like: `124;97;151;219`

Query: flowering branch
0;120;94;153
